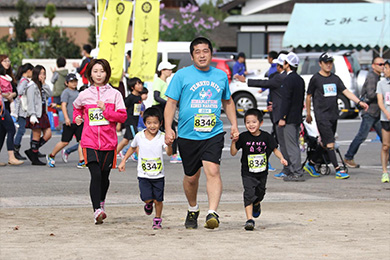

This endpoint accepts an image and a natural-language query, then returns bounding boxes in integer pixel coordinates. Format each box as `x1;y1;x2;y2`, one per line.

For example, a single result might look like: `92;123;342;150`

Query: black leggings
0;107;16;152
88;162;111;210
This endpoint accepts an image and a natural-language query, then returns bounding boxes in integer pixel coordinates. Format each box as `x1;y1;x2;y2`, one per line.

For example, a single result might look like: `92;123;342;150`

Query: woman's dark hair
143;107;162;124
190;37;213;57
0;54;16;85
85;59;111;86
15;63;34;80
0;63;6;76
31;65;46;91
244;108;263;122
127;77;143;91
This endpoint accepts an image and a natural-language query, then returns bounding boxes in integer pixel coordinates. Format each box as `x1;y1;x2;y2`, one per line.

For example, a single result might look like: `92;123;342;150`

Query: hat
65;73;78;82
285;52;299;67
274;53;287;66
319;52;334;63
157;61;176;71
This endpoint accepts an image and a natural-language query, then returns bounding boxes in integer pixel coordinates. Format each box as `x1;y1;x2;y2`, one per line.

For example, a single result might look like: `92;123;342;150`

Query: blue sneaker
303;163;320;177
46;155;55;168
273;172;286;180
130;152;138;161
268;162;276;172
252;202;261;218
77;161;87;169
335;168;350;179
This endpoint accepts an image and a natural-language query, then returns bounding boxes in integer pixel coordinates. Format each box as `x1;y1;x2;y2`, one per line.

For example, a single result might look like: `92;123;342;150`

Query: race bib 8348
248;154;267;173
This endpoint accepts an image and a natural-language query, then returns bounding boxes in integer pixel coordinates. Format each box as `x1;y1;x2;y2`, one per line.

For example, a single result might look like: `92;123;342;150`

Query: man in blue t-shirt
232;52;248;76
164;37;239;230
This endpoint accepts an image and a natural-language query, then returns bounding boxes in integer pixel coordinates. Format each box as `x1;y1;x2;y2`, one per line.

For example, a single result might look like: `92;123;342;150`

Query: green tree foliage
32;26;81;58
200;0;228;21
44;3;57;27
88;24;97;49
9;0;34;43
0;39;41;68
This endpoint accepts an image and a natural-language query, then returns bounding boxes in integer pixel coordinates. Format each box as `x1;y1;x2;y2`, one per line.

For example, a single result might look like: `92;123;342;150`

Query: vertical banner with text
129;0;160;82
97;0;133;87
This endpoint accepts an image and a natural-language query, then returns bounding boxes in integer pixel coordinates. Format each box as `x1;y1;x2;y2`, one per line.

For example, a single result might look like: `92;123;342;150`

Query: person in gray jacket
24;65;53;165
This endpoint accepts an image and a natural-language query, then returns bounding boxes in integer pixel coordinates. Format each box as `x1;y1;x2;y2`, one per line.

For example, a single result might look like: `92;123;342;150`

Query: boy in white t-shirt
118;107;172;229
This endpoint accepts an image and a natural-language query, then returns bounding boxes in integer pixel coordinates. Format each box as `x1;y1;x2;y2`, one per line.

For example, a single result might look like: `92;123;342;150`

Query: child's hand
118;161;126;172
280;158;288;166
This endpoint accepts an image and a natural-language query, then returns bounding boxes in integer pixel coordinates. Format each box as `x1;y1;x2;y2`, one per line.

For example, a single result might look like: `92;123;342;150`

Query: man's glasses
375;63;385;66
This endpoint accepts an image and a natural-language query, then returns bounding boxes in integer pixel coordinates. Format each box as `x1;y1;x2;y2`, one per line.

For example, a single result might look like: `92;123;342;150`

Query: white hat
285;52;299;67
157;61;176;71
274;53;287;66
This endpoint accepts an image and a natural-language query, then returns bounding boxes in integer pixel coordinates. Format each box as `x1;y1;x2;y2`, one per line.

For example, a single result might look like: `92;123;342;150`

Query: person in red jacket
73;44;92;89
73;59;127;224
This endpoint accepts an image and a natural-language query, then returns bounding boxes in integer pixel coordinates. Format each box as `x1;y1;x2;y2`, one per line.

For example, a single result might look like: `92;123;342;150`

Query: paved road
1;117;388;208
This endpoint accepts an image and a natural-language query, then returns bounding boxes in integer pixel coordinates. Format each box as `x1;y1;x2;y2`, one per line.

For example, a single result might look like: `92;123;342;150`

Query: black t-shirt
307;72;346;120
124;93;142;126
235;131;277;176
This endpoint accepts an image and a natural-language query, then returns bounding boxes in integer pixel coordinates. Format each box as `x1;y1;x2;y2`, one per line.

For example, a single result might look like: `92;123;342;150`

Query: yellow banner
97;0;133;87
97;0;106;32
129;0;160;82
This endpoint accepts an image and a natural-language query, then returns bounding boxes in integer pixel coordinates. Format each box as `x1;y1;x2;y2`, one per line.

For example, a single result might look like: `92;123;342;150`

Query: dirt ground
1;200;389;260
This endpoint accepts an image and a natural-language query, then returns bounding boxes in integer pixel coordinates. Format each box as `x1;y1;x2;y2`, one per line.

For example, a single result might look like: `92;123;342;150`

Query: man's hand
65;118;71;126
165;128;176;146
234;74;246;83
359;101;369;111
230;125;239;141
278;119;286;127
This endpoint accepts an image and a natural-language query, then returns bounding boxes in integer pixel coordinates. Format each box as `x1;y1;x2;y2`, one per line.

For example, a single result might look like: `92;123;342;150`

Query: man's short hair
372;56;383;64
83;44;92;54
268;51;278;60
237;52;246;59
56;57;66;67
190;37;213;56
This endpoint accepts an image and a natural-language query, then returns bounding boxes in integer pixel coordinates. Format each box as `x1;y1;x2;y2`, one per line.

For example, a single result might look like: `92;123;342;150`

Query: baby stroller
301;120;348;175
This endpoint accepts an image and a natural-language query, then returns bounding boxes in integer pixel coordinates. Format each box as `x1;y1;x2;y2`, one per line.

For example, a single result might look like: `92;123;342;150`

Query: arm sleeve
102;91;127;123
165;73;182;101
280;79;293;120
42;84;53;97
51;72;59;84
26;84;36;116
154;91;167;105
72;93;83;123
362;74;378;103
17;80;28;95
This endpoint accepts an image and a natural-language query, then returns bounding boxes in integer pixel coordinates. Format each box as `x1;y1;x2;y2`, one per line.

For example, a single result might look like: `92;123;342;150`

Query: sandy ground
1;200;389;260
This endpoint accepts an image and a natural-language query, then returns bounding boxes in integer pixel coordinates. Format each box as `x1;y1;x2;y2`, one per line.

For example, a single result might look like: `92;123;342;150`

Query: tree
160;3;220;41
9;0;35;43
44;3;57;27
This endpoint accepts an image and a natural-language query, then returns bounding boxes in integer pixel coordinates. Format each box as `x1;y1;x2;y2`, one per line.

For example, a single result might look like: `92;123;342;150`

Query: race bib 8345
88;108;109;126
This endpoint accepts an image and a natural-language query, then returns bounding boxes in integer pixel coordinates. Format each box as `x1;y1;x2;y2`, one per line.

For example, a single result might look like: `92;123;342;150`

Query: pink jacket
73;84;127;151
0;75;13;94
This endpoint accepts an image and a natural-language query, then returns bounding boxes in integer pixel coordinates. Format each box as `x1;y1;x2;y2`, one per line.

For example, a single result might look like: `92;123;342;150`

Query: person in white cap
277;52;305;181
152;61;182;163
305;52;368;180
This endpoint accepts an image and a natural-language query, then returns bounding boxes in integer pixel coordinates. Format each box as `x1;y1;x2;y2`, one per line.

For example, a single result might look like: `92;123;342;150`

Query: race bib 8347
141;157;163;176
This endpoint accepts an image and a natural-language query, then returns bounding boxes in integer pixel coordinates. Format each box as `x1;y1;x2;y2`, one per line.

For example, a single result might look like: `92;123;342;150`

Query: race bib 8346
194;114;216;132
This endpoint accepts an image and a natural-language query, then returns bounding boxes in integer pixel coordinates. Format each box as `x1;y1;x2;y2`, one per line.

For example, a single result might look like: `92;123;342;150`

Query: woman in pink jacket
73;59;127;224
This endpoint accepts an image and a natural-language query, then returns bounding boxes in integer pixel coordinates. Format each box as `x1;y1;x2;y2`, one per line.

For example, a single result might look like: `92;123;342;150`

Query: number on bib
194;114;216;132
88;108;109;126
141;157;163;176
248;154;267;173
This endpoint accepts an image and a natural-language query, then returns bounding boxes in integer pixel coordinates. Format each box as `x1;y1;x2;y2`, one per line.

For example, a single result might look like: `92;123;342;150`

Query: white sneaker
94;208;106;224
61;149;69;163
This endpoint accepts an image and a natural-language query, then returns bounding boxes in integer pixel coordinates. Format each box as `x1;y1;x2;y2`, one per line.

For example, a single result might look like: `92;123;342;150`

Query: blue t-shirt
165;65;231;140
233;61;246;76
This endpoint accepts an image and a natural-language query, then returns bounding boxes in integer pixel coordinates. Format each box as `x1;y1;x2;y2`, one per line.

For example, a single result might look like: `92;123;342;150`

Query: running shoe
61;149;69;163
144;202;153;215
252;202;261;218
185;210;199;229
94;208;105;225
130;152;138;162
46;155;55;168
204;212;220;229
170;154;182;164
283;174;305;182
268;162;276;172
381;172;389;183
118;151;125;160
303;163;321;177
77;161;87;169
344;159;360;168
335;168;350;179
100;201;105;211
273;172;286;180
152;218;162;229
244;219;255;231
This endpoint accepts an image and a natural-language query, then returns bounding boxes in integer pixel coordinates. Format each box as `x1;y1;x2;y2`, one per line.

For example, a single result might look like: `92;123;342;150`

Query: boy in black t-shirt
117;77;144;157
231;109;287;231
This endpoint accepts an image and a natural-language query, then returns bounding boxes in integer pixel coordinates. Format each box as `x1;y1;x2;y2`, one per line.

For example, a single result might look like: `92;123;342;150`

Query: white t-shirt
131;129;167;179
376;78;390;122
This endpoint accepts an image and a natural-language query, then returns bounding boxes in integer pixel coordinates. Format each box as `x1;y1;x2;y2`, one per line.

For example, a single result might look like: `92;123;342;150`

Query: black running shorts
61;123;83;142
177;132;225;176
83;148;116;170
316;119;337;146
381;121;390;131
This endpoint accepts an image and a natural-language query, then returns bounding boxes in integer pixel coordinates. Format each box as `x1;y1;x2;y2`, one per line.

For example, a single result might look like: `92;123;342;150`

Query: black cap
65;73;78;82
319;52;334;63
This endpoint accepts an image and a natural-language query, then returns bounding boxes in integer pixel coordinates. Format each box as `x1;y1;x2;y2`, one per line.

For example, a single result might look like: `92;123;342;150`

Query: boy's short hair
237;52;246;59
56;57;66;67
190;37;213;57
127;77;143;91
268;51;278;60
141;87;149;94
244;108;263;122
143;107;162;123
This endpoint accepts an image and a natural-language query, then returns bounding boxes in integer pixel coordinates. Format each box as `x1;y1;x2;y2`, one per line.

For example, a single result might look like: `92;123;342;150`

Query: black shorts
61;123;83;142
138;177;164;202
123;125;137;140
178;132;225;176
242;174;267;207
316;119;337;146
83;148;116;170
381;121;390;131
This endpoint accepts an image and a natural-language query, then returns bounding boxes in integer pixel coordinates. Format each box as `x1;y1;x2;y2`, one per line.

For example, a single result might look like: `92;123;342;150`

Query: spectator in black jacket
278;52;305;181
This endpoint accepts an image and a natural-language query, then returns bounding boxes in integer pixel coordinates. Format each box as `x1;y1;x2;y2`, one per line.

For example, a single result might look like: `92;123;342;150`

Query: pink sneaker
153;218;162;229
94;208;105;224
